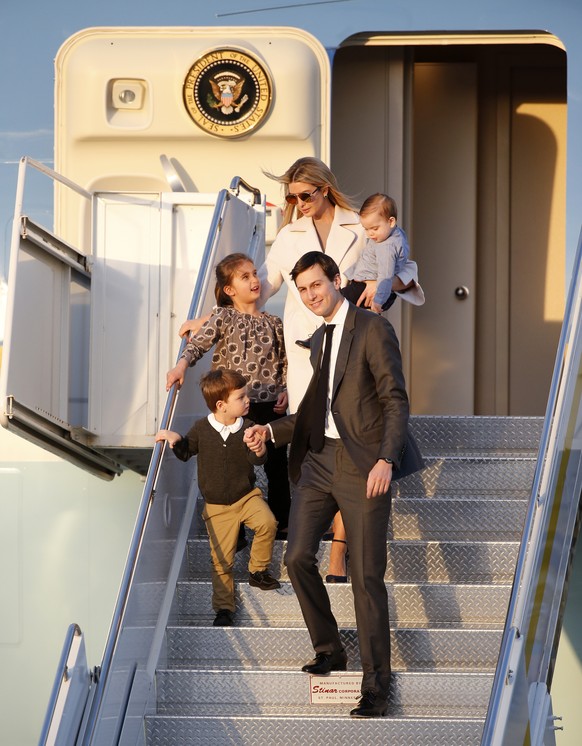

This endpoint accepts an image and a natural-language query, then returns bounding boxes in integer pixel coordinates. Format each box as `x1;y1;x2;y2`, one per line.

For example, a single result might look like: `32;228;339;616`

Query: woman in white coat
259;157;366;581
258;157;366;412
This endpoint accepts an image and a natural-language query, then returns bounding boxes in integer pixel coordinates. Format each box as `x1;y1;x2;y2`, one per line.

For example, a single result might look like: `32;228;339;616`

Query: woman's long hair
264;156;357;229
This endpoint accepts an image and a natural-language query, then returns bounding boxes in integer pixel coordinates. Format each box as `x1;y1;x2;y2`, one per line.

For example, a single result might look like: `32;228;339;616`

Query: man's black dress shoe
349;690;388;718
301;651;347;675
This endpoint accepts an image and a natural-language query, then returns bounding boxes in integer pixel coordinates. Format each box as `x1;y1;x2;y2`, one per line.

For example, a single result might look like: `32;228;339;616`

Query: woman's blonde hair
264;157;357;229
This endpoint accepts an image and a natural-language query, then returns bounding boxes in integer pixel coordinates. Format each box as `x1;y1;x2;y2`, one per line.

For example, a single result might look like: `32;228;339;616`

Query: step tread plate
165;626;502;670
155;669;494;711
173;580;512;627
186;538;520;584
408;415;542;455
145;713;485;745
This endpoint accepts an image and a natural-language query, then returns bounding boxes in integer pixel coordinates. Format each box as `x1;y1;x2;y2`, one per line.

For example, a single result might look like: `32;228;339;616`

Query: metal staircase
33;163;582;744
142;415;542;745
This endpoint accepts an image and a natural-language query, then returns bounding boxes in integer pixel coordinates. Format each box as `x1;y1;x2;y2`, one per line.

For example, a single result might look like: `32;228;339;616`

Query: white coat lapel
326;206;361;269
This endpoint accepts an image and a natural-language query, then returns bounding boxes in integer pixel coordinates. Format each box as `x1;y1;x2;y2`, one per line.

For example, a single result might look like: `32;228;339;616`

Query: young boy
155;368;280;627
343;193;425;313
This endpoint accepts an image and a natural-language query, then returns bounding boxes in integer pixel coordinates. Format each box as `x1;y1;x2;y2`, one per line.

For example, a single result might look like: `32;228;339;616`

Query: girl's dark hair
214;253;254;306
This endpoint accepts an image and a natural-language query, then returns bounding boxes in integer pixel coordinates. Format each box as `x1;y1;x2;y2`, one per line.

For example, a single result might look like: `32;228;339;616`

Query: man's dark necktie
309;324;335;452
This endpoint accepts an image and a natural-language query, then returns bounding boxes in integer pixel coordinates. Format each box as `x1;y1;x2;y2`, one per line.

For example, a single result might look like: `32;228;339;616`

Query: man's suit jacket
271;302;424;484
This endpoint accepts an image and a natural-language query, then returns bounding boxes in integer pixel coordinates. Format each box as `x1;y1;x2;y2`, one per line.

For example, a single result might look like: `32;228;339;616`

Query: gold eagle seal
183;49;272;138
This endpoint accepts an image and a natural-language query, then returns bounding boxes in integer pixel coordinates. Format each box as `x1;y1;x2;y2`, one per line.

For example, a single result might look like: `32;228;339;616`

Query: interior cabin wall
329;46;412;372
331;41;566;416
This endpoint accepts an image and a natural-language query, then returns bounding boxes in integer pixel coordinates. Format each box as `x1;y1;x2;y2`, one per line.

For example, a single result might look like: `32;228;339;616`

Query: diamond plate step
251;456;536;502
186;537;519;583
188;496;529;542
165;626;502;671
394;457;535;497
139;416;540;746
169;580;511;627
129;579;510;627
154;669;493;717
389;497;528;540
408;415;542;456
145;713;485;745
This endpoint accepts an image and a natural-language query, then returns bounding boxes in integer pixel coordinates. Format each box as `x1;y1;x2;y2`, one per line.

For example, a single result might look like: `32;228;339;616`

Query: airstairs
142;415;540;745
18;160;582;744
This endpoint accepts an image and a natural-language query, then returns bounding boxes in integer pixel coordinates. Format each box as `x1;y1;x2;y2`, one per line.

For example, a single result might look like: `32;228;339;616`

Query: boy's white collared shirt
207;413;243;441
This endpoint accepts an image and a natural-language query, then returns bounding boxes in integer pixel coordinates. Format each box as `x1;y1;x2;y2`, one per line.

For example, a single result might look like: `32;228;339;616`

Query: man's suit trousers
285;437;392;696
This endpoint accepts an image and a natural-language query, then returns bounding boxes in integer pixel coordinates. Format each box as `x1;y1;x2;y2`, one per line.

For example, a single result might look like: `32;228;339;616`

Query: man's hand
273;390;289;414
366;459;393;499
246;431;267;457
244;424;270;446
166;359;188;391
356;280;378;308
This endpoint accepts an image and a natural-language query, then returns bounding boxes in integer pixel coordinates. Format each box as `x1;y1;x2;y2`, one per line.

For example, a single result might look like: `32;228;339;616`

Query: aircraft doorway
330;38;566;415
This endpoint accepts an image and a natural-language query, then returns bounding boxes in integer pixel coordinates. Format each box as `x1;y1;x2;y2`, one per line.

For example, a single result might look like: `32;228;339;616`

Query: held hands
244;424;270;446
366;459;393;499
244;425;269;457
273;390;289;414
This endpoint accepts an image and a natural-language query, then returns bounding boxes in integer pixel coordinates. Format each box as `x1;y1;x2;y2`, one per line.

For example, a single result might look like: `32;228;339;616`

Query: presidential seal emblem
183;49;272;138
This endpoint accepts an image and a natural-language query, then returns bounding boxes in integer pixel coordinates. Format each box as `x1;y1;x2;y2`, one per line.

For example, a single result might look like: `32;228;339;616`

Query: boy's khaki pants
202;487;278;612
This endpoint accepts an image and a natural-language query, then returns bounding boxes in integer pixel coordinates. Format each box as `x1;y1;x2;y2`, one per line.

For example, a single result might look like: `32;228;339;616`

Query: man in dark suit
244;250;423;718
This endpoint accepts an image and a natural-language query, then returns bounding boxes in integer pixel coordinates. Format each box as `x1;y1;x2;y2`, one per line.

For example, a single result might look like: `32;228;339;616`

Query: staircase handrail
229;175;262;205
80;180;264;744
80;188;233;743
38;623;89;746
482;224;582;744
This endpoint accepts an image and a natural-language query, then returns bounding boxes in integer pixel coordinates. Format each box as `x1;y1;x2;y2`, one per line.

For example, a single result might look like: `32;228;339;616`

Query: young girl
167;253;290;536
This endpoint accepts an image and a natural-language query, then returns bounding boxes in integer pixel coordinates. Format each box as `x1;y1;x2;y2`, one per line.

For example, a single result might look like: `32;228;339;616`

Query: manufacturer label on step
309;674;362;704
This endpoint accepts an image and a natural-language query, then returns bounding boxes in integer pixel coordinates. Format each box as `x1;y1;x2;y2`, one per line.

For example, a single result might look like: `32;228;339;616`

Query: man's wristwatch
379;458;394;465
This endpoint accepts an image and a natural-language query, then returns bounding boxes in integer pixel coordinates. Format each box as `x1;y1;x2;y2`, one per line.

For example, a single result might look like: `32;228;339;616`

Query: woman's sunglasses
285;187;321;205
